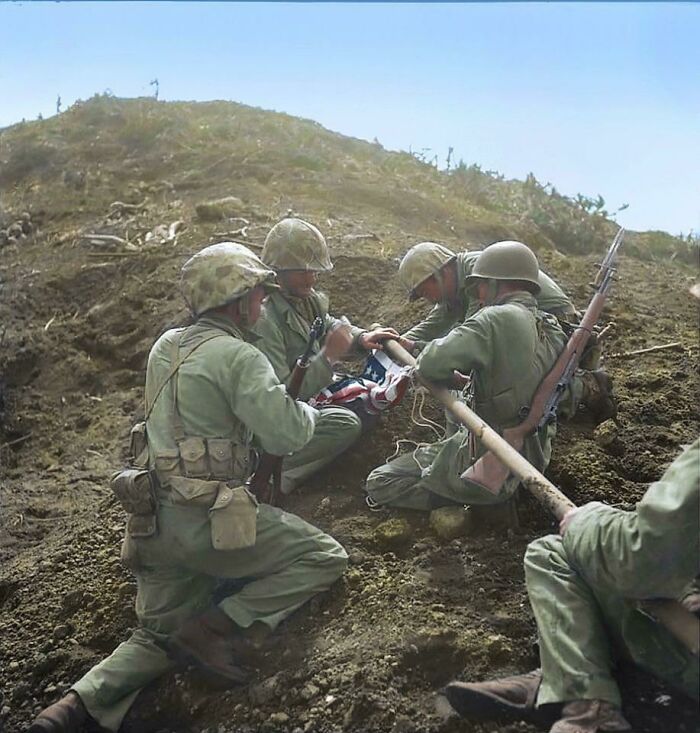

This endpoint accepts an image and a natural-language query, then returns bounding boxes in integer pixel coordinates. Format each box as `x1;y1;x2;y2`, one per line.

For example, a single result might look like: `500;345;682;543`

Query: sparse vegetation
0;96;697;733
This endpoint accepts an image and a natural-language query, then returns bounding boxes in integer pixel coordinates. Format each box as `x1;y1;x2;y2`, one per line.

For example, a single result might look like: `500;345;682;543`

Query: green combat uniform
527;439;700;709
365;291;567;510
253;217;369;488
68;248;348;732
253;290;364;486
403;251;575;350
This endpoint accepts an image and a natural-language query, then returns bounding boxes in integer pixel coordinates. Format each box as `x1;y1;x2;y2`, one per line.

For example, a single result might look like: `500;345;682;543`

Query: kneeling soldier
28;243;347;733
254;217;401;492
366;241;568;510
398;241;615;423
444;439;699;732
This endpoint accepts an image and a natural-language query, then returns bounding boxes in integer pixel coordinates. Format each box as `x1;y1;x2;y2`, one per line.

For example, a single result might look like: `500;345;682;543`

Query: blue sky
1;2;698;235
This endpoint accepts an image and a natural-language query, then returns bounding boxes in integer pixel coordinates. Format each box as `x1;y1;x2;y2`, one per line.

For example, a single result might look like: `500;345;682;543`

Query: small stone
347;550;366;566
373;518;412;549
429;506;471;540
118;582;135;599
269;712;290;725
195;196;244;221
9;661;20;671
249;674;281;706
301;683;320;701
52;624;70;641
1;705;10;717
593;420;624;455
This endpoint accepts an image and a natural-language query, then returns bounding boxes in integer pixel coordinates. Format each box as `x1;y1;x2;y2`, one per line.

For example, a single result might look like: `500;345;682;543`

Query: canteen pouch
209;484;258;551
127;512;157;538
178;437;208;477
110;468;157;516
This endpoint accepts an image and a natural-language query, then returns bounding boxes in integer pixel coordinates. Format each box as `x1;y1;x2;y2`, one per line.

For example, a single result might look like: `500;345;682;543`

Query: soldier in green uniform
399;241;577;349
365;241;569;510
28;243;348;733
398;241;615;427
254;218;402;491
444;438;700;732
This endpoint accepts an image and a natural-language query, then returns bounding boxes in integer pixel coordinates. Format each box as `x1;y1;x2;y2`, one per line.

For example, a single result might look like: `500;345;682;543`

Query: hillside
0;96;698;733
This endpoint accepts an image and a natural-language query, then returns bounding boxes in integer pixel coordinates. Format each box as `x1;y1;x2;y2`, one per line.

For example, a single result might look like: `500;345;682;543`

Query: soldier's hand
358;327;402;351
559;507;580;536
322;323;354;364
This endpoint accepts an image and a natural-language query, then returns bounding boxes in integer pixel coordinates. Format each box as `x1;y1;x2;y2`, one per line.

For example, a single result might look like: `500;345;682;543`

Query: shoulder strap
144;329;226;422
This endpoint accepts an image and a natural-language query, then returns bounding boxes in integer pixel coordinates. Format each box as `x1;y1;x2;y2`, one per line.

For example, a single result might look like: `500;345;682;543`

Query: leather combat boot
581;370;617;423
27;692;88;733
550;699;632;732
167;607;250;685
444;669;555;724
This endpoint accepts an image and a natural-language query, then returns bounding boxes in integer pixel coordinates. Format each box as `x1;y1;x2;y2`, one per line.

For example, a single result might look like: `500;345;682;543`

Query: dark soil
1;98;698;733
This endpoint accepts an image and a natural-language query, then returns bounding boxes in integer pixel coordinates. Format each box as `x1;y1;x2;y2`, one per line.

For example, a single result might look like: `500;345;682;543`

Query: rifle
249;317;323;505
381;337;699;656
460;227;625;493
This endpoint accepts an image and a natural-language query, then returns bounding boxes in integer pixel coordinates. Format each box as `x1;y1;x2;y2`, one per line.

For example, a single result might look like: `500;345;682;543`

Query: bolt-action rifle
249;317;324;505
460;227;625;494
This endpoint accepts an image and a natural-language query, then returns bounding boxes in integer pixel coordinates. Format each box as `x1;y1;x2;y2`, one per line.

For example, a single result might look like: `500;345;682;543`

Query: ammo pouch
110;468;158;539
172;436;251;481
168;476;258;551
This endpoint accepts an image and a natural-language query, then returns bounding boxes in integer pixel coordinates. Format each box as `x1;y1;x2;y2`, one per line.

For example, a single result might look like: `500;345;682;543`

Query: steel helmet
467;240;541;293
398;242;456;300
180;242;276;316
262;217;333;271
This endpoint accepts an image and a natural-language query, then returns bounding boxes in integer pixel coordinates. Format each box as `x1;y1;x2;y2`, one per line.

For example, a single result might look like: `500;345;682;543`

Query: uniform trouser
525;535;699;708
72;502;347;731
281;406;362;491
364;445;515;511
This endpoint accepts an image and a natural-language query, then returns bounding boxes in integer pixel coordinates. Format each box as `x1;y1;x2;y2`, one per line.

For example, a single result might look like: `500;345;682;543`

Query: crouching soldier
28;243;348;733
365;241;569;510
398;241;615;423
444;438;700;732
254;217;403;492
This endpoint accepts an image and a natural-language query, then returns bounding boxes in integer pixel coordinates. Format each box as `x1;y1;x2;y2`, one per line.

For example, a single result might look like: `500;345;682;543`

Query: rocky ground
0;97;698;733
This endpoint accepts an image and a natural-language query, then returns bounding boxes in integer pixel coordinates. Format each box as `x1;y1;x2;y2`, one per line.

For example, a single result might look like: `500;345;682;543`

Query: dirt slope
0;97;698;733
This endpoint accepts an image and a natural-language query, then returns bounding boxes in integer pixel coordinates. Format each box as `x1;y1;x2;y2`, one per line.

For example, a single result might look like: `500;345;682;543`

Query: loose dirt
0;98;698;733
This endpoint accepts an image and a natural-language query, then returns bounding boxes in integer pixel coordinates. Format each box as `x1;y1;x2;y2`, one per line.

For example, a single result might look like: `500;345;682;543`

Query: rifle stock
249;318;323;505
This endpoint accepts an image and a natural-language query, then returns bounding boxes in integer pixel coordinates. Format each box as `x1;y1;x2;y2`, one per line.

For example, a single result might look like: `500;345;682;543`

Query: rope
384;373;447;472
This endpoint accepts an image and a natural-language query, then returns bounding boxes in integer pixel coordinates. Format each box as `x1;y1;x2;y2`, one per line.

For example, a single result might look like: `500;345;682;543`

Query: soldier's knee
524;534;564;578
338;408;362;439
319;534;348;578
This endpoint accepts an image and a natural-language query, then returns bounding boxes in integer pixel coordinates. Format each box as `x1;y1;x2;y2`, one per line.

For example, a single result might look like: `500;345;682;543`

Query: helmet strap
238;292;252;328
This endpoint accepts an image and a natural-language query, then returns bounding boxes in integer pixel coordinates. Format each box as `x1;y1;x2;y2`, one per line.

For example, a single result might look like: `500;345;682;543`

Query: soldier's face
279;270;318;298
414;275;443;304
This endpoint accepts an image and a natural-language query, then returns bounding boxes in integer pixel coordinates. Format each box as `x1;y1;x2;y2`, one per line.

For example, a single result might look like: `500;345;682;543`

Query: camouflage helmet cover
262;217;333;271
398;242;456;300
181;242;276;316
467;240;541;293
